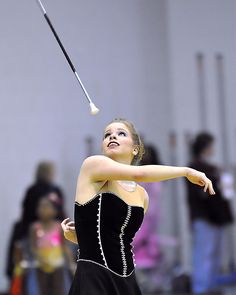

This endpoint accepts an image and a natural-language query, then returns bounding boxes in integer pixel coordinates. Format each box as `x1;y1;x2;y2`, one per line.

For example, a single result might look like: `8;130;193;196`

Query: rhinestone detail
97;194;108;268
119;205;132;276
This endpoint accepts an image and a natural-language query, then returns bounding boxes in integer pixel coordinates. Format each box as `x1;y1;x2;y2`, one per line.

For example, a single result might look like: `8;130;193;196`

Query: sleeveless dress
69;192;144;295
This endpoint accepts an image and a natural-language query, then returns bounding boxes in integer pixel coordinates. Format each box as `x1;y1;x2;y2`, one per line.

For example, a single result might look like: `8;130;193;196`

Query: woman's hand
186;168;215;195
61;218;75;233
61;218;78;244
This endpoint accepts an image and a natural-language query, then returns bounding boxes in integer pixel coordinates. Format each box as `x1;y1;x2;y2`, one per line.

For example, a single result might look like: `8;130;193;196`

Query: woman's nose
109;134;117;140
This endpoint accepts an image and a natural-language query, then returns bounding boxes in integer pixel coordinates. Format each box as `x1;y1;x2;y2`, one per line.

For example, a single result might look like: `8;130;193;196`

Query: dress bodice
74;192;144;277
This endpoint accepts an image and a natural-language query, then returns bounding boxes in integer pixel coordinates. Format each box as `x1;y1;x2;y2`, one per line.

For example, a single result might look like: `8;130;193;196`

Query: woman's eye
104;133;110;139
119;131;126;136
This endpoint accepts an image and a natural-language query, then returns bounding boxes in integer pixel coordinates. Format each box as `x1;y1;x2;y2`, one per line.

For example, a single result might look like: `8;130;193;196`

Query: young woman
61;118;215;295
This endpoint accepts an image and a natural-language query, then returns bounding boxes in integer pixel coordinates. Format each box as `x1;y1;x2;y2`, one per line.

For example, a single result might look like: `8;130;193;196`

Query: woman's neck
109;156;132;165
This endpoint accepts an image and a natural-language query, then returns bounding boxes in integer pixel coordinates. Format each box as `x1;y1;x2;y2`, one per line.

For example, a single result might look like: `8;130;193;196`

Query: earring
133;150;138;156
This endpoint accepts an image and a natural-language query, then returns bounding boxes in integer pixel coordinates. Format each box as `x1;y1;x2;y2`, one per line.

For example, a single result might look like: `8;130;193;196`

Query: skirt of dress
68;261;142;295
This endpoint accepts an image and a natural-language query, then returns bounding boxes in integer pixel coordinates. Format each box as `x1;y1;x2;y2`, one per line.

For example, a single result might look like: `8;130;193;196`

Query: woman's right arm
61;218;78;244
81;155;215;195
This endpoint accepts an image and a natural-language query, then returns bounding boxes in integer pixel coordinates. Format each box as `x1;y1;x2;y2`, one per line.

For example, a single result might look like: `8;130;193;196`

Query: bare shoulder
137;184;149;199
81;155;108;170
78;155;107;186
77;155;103;187
137;184;149;213
80;155;111;180
75;156;107;204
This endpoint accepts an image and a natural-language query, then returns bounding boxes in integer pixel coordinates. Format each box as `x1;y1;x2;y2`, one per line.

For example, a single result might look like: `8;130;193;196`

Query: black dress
69;192;144;295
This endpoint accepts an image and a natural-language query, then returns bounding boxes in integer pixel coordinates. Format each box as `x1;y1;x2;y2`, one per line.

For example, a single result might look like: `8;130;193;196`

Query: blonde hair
108;118;145;165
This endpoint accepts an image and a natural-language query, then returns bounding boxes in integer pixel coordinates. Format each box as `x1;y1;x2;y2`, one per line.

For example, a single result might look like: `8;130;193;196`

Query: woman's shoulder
82;155;107;165
137;183;149;196
80;155;110;176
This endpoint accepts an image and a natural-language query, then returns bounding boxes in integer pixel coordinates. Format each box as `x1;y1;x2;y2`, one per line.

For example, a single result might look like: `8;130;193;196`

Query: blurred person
9;194;72;295
6;161;66;282
22;161;65;228
29;195;73;295
186;132;233;294
133;144;163;292
60;118;215;295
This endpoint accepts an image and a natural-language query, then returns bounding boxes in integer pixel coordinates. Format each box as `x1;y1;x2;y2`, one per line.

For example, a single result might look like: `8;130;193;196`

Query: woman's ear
133;147;139;156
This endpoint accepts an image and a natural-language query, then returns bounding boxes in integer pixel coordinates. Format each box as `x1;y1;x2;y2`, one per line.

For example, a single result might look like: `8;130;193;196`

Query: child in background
30;194;74;295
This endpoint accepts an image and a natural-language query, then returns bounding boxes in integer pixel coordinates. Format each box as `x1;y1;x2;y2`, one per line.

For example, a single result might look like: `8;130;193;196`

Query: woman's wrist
64;231;73;240
183;167;191;177
64;231;78;243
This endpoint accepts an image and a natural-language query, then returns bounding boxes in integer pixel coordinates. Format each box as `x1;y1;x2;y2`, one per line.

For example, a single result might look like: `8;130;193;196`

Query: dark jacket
186;159;233;226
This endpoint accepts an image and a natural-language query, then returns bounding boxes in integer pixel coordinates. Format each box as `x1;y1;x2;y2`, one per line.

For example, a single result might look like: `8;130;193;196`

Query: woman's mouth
107;141;120;147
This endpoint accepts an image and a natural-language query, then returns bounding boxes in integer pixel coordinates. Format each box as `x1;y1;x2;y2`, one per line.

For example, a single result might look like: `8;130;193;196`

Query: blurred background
0;0;236;294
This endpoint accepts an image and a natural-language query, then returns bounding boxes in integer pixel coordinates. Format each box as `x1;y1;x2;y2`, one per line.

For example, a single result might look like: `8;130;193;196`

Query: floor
143;286;236;295
1;286;236;295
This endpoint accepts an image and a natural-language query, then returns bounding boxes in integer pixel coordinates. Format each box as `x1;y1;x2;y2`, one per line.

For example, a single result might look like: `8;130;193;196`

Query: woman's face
102;122;137;164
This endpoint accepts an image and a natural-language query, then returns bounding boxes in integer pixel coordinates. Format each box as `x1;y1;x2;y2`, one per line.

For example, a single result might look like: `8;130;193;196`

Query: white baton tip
90;102;100;115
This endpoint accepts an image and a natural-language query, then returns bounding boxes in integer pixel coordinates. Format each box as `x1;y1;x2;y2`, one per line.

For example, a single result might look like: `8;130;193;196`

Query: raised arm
82;155;215;195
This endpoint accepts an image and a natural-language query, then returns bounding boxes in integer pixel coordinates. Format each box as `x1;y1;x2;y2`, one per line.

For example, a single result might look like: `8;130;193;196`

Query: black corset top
74;192;144;277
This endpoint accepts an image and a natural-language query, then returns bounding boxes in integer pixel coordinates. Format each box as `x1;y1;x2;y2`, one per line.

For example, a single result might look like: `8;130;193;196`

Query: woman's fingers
188;169;216;195
202;177;215;195
61;218;75;231
67;221;75;226
67;221;75;230
61;218;70;225
204;178;208;192
208;180;215;195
